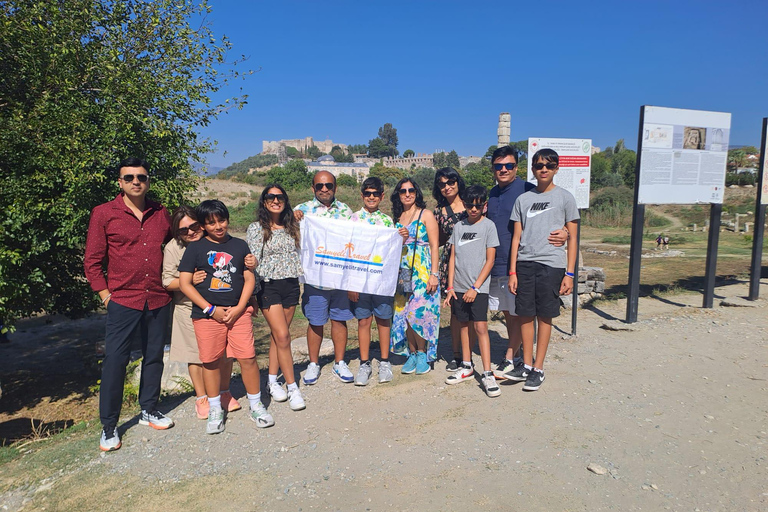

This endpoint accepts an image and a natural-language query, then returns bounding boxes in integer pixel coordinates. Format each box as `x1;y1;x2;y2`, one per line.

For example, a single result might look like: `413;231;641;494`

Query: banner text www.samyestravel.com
316;260;383;274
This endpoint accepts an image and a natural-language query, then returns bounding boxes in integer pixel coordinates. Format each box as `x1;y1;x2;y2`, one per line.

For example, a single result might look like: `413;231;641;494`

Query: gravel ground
2;280;767;511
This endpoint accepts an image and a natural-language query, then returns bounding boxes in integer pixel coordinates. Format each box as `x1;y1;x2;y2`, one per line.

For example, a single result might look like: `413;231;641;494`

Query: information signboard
527;138;592;209
637;106;731;204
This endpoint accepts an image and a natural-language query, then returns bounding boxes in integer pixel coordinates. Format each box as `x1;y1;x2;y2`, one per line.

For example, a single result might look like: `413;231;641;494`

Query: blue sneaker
401;353;417;374
415;352;430;374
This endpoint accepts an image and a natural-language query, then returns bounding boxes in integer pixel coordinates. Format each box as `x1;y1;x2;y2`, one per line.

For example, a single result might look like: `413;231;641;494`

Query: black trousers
100;300;170;428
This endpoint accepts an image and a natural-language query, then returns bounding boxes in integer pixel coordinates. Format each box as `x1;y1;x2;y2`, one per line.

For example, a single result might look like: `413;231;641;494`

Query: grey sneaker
139;409;174;430
99;426;121;452
482;372;501;398
355;361;372;386
378;361;393;383
493;359;514;379
502;361;529;382
206;407;225;435
249;402;275;428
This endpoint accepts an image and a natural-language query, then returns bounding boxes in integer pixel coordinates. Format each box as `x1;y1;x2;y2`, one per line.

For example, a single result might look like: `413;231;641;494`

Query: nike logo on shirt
526;202;554;218
458;232;479;246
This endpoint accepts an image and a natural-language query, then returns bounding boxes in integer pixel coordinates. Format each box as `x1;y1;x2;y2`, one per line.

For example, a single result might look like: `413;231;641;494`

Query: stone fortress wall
263;137;347;155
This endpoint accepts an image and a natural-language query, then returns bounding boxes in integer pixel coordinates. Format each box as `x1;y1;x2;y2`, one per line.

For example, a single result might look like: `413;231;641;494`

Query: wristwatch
430;272;439;278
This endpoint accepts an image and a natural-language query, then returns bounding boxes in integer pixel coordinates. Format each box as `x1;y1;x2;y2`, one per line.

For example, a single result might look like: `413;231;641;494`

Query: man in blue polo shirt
485;146;567;379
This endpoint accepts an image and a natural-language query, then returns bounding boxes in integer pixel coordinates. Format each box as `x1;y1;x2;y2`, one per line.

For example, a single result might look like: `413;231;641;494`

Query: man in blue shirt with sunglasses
485;146;567;381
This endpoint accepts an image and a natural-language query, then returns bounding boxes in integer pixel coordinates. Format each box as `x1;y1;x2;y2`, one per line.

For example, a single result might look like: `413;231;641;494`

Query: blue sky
199;0;768;168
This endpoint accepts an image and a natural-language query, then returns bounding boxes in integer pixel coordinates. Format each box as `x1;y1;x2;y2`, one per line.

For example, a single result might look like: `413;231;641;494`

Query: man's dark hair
361;176;384;194
196;199;229;223
490;146;518;165
118;157;150;174
461;185;488;205
531;148;559;165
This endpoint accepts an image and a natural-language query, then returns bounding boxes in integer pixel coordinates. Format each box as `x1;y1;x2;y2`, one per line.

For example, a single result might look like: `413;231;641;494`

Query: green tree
412;166;436;192
305;145;324;159
433;152;447;169
337;174;358;187
446;150;460;169
377;123;399;157
590;152;611;188
368;137;390;158
403;149;415;158
368;162;405;187
462;161;495;189
265;159;311;190
348;144;368;155
0;0;249;327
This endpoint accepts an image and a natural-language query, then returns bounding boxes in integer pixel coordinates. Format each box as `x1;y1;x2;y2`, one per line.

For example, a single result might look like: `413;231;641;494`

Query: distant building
307;155;370;180
263;137;347;155
459;156;482;168
380;153;434;170
591;146;601;155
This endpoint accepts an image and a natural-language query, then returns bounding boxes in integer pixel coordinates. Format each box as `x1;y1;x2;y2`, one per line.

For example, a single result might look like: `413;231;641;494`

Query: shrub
337;174;358;187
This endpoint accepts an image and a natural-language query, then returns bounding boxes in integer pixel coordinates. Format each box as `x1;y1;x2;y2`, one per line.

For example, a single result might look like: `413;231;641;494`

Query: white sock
208;395;222;411
196;394;207;400
532;367;543;374
287;382;298;392
268;374;278;384
462;361;472;368
524;364;533;371
247;392;261;409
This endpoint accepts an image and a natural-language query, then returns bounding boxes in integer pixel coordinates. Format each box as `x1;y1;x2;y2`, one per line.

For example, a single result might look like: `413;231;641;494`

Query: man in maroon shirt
85;157;175;451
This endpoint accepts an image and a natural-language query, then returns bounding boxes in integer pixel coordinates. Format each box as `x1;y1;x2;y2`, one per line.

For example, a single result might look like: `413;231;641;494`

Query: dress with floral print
434;206;468;296
390;215;440;362
350;208;394;227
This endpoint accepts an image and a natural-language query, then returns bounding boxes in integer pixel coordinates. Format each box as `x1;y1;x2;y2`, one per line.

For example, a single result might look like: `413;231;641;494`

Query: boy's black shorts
451;292;489;322
514;261;564;318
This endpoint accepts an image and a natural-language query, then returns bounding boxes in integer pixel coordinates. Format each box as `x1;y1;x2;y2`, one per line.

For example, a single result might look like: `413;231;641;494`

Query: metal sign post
703;204;722;308
748;118;767;300
571;218;581;335
626;107;646;323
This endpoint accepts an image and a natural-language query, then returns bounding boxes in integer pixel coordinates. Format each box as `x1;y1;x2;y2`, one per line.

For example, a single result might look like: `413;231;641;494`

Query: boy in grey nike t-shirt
508;149;579;392
444;186;501;398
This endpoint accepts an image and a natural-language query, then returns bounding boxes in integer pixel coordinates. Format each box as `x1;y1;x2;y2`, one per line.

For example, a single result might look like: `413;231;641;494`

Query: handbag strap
444;203;461;224
408;209;424;270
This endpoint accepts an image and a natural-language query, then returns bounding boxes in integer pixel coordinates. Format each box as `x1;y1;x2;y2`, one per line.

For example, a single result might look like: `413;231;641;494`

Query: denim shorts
351;293;394;320
301;284;354;326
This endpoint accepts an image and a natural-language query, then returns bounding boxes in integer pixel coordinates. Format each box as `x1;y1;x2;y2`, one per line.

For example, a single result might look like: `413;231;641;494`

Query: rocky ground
1;279;766;511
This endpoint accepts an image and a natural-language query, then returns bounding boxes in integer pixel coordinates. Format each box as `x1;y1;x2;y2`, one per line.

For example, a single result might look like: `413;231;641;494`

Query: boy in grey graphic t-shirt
508;149;579;392
443;186;501;398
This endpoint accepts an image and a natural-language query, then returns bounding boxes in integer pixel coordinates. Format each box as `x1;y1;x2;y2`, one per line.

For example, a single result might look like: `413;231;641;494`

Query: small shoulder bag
396;209;424;295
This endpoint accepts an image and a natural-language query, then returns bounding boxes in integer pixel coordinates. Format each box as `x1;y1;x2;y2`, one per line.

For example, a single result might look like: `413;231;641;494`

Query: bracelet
471;285;478;291
203;304;212;315
208;305;217;317
509;272;517;276
565;271;575;278
101;293;112;304
430;272;439;278
446;287;454;292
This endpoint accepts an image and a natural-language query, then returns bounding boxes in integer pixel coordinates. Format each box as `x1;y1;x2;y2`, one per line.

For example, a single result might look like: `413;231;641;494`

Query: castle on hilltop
262;137;347;155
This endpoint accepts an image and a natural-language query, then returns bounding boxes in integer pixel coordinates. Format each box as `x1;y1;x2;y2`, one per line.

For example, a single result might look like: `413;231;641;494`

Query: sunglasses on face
178;222;202;236
462;201;485;211
437;179;457;189
314;182;335;191
532;162;558;171
398;187;416;195
120;174;149;183
264;193;286;203
362;190;382;198
493;163;518;172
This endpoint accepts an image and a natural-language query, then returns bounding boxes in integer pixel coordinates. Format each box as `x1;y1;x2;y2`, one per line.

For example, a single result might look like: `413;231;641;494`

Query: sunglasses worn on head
398;187;416;195
314;182;335;191
462;201;485;211
362;190;382;198
178;222;202;236
121;174;149;183
493;163;517;172
532;162;558;171
437;179;457;189
265;193;286;203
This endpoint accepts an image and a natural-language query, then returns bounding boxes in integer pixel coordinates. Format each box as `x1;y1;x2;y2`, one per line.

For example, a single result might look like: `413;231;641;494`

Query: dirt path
1;278;766;511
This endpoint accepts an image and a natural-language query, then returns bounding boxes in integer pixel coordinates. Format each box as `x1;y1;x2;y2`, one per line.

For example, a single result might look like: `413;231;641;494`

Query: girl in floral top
246;184;306;411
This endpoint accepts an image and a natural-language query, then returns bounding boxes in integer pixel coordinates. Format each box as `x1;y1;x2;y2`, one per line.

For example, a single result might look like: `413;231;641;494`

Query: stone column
498;113;511;147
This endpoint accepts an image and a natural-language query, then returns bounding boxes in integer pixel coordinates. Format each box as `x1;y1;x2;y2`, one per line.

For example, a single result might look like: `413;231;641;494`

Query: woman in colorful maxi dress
390;178;441;374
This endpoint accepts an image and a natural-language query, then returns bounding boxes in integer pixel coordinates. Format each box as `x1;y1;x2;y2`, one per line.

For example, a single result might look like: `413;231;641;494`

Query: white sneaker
332;360;354;383
268;381;288;402
378;361;393;383
206;407;225;434
249;402;275;428
303;362;320;385
287;388;306;411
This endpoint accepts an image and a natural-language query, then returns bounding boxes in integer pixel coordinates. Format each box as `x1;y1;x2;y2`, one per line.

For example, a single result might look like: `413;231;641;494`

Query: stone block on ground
291;337;334;364
601;320;639;331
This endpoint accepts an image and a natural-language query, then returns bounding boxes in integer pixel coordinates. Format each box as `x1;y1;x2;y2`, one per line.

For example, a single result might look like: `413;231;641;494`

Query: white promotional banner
527;137;592;208
300;216;403;295
638;106;731;204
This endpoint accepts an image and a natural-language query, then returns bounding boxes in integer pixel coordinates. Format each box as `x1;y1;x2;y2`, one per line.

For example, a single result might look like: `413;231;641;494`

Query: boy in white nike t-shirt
443;185;501;398
508;148;579;392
